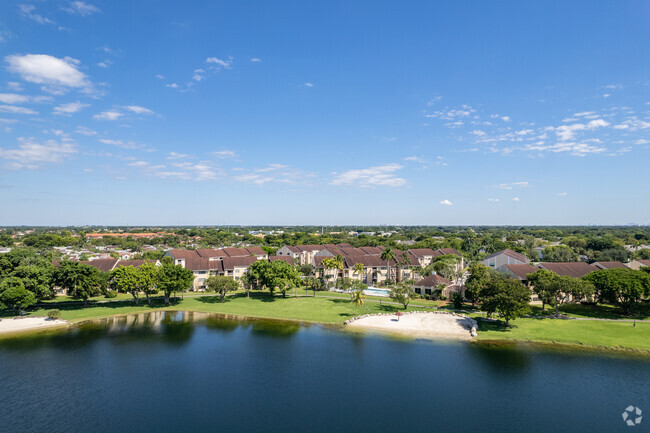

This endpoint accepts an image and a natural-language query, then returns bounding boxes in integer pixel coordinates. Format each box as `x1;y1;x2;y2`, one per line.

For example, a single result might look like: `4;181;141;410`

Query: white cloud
213;150;237;158
128;161;149;167
206;56;233;69
0;136;76;169
75;126;96;136
53;101;89;115
404;156;425;163
155;74;164;80
512;197;520;202
0;93;29;104
302;82;314;87
490;114;510;122
97;60;112;68
122;105;154;115
555;119;609;141
471;130;486;137
331;163;406;187
250;58;262;62
559;192;567;196
166;83;178;88
167;152;190;160
61;1;101;16
5;54;92;94
19;4;55;25
0;104;37;114
440;199;452;206
496;181;529;190
94;110;123;121
155;161;220;181
98;138;123;145
6;82;22;91
487;198;500;202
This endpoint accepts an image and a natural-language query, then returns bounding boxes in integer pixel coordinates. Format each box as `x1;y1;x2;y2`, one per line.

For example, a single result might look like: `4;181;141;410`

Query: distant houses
481;249;529;271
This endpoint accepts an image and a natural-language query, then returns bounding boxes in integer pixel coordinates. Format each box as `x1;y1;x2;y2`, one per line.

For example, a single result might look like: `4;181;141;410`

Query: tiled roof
592;261;628;270
222;256;259;270
269;256;294;264
167;249;201;259
221;247;253;257
196;249;226;258
184;257;223;272
245;246;266;256
638;259;650;267
414;274;452;288
484;249;529;263
437;248;462;257
408;248;438;258
344;255;395;267
78;258;119;272
538;262;597;278
504;264;542;280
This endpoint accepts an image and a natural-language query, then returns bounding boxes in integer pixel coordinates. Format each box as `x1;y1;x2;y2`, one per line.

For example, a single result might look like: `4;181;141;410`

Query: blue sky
0;0;648;226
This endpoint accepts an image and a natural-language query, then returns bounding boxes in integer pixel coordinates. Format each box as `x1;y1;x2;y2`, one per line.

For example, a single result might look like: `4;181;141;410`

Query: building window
414;288;421;294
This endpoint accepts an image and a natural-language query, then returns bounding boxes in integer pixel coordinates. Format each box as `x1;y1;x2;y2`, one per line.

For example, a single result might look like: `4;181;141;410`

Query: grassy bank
474;316;650;352
4;292;650;353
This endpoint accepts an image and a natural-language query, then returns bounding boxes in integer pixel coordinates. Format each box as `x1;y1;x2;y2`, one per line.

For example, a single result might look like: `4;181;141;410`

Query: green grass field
5;290;650;353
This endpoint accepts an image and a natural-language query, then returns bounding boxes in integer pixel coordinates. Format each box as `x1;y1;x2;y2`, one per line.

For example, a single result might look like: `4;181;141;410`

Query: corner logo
622;406;642;427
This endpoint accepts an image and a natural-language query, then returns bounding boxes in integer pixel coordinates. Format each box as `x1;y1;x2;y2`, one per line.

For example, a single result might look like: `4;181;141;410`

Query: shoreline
1;309;649;357
0;316;71;337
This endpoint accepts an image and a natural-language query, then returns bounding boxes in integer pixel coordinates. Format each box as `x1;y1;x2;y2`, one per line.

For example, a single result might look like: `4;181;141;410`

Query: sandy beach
346;312;476;340
0;317;70;335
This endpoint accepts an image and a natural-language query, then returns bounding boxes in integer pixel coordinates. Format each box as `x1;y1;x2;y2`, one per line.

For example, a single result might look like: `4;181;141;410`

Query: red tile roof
167;249;201;259
592;261;628;270
484;249;528;263
414;274;452;288
408;248;438;258
503;264;542;280
222;256;259;270
78;258;119;272
538;262;597;278
269;256;294;264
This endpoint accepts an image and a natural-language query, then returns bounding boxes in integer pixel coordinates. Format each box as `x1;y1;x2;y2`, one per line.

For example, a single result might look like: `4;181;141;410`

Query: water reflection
467;341;532;374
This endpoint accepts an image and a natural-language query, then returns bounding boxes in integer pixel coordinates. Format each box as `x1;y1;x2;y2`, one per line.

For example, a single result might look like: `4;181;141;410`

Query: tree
528;270;594;314
138;262;159;306
0;277;36;315
380;248;396;282
248;260;271;292
430;255;460;279
109;266;141;304
205;275;239;302
321;257;340;288
240;272;254;297
267;260;301;298
464;263;490;306
335;277;354;299
584;268;650;315
543;245;578;262
299;264;314;277
389;282;411;309
11;263;55;299
305;276;324;296
54;261;104;307
156;264;194;306
351;280;367;307
352;263;365;282
481;276;531;326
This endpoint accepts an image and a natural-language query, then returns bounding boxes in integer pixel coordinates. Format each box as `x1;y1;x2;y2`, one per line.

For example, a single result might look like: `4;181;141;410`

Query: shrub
104;290;118;298
452;291;464;309
47;309;61;320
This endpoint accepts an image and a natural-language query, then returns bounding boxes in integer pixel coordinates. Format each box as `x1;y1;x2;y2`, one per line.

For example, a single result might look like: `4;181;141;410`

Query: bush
452;291;464;309
104;290;118;298
47;309;61;320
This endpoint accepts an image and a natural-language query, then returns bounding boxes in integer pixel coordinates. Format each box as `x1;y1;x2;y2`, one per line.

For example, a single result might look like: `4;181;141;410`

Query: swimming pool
363;288;390;297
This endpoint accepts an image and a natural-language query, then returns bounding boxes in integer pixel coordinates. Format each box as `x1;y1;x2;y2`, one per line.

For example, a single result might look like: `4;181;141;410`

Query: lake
0;311;647;432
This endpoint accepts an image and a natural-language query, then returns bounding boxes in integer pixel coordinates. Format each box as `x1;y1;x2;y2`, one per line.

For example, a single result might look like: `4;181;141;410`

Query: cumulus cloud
331;163;406;187
94;110;123;121
440;200;452;206
122;105;154;115
0;104;37;114
250;58;262;62
167;152;190;160
212;150;237;158
487;198;500;202
0;136;77;169
61;1;101;16
75;126;96;136
0;93;30;104
53;101;89;115
496;181;529;190
512;197;520;202
206;56;233;69
555;119;609;141
302;82;314;87
19;4;55;25
5;54;92;94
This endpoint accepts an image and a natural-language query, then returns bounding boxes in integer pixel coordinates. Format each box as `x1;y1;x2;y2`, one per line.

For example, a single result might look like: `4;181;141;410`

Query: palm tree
380;248;396;284
352;263;365;283
351;288;366;307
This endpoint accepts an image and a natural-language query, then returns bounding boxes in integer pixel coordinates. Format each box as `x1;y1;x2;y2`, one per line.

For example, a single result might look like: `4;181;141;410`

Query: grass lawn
529;302;650;320
24;292;430;324
474;316;650;352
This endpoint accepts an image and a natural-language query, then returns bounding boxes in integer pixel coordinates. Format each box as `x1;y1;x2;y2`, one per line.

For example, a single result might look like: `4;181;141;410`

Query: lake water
0;311;648;432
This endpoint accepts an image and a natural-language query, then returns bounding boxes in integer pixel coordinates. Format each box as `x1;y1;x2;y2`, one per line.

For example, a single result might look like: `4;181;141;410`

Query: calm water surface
0;311;648;432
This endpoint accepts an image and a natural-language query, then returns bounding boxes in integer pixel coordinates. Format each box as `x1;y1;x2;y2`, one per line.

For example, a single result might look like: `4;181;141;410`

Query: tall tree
205;275;239;302
528;270;594;314
156;264;194;306
0;277;36;315
109;266;141;304
380;248;396;283
54;261;104;307
481;276;531;326
464;263;490;306
352;263;365;282
137;262;159;306
389;282;411;309
584;268;650;315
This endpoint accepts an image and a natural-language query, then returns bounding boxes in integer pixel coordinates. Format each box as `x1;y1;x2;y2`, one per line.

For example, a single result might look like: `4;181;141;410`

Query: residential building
481;249;529;271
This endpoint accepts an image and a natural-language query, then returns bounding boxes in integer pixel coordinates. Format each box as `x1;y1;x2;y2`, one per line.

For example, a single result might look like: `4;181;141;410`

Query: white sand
0;317;70;335
346;312;475;340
